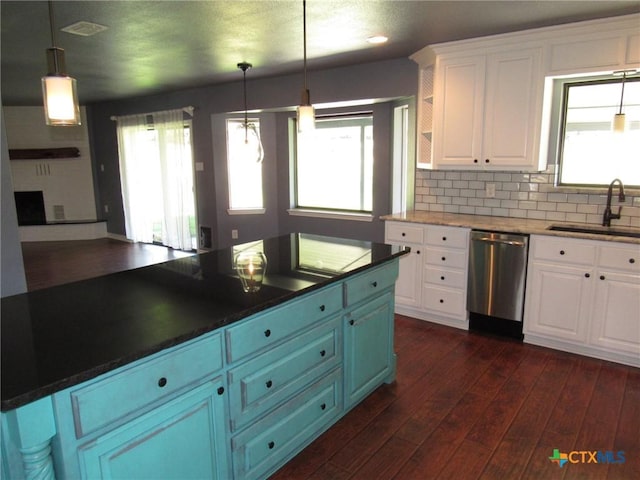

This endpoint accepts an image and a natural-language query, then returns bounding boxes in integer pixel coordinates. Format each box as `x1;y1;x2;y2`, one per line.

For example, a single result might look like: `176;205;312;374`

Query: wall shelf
9;147;80;160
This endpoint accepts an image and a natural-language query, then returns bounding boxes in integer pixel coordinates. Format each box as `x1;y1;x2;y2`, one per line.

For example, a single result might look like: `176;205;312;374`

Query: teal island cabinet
1;233;406;480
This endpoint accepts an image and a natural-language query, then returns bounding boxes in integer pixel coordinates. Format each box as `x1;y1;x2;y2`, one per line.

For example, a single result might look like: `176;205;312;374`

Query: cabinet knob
585;273;590;278
217;386;225;395
441;256;446;261
439;299;444;303
158;377;167;388
484;158;490;164
264;329;271;338
320;349;326;357
319;304;325;312
559;250;565;255
268;441;275;450
442;236;447;241
372;281;378;288
473;159;478;164
416;250;421;255
440;276;445;281
600;275;606;281
401;232;406;237
349;319;355;326
320;403;326;410
630;258;636;264
266;380;273;388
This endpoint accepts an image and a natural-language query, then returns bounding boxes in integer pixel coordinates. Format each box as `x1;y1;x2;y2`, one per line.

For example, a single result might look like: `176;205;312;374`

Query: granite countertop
1;233;407;411
382;211;640;245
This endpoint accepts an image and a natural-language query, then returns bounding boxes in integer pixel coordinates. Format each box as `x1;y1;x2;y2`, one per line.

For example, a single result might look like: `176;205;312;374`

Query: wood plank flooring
18;240;639;479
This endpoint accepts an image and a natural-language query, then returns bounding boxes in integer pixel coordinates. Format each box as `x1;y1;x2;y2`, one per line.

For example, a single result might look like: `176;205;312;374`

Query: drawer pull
441;256;446;261
600;275;606;281
319;304;325;312
484;158;490;164
320;349;326;357
630;258;636;264
158;377;167;388
268;441;275;450
217;386;225;395
371;281;378;288
473;159;478;164
402;232;406;237
321;403;326;410
442;236;447;241
417;250;421;255
264;329;271;338
439;299;444;303
440;276;445;281
560;250;565;255
349;319;355;326
585;273;590;278
266;380;273;389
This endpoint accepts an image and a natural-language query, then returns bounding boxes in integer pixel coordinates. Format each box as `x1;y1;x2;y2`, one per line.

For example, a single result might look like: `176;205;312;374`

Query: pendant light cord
618;72;627;115
303;0;308;92
48;0;57;46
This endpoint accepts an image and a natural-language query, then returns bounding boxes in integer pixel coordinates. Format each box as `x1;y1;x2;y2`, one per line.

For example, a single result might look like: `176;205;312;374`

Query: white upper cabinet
411;13;640;172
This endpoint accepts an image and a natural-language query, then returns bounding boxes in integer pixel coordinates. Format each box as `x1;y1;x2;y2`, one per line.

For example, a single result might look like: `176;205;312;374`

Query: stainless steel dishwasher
467;230;529;339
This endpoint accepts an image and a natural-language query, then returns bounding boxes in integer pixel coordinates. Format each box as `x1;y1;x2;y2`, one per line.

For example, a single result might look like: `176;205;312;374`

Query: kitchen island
1;233;407;480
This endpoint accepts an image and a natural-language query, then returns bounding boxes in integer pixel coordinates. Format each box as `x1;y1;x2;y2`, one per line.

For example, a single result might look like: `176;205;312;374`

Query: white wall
4;106;97;222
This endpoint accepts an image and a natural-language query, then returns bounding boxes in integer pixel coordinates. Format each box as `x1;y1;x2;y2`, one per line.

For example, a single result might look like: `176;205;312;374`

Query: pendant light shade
297;0;315;132
237;62;264;163
42;1;80;126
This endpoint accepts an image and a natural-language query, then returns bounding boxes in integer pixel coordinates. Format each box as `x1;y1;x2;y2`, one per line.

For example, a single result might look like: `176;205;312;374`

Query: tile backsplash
415;164;640;228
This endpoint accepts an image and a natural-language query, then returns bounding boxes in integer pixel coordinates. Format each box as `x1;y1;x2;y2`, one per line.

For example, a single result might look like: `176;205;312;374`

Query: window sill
227;208;266;215
287;209;373;222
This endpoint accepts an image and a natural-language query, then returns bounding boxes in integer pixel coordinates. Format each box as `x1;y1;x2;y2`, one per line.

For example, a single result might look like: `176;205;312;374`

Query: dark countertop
1;233;406;412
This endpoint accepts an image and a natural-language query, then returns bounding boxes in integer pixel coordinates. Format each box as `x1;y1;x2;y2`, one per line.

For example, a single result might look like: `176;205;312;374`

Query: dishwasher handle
473;236;526;247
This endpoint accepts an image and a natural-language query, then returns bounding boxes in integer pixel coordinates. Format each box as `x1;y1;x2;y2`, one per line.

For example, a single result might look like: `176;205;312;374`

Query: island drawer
344;261;399;306
227;317;341;431
231;368;342;480
425;226;469;249
385;222;424;244
226;283;342;363
70;332;223;438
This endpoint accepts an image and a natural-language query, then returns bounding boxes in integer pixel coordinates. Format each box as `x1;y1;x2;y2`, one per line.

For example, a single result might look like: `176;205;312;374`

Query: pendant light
612;70;636;133
42;0;81;126
237;62;264;163
297;0;315;132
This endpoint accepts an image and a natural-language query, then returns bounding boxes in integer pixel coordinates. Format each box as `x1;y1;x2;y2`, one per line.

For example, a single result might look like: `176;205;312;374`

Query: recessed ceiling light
61;21;108;37
367;35;388;45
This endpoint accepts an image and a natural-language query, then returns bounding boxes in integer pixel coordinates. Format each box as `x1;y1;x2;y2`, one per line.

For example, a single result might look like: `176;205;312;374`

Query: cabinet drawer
424;267;466;289
385;222;424;244
424;247;467;270
228;317;341;431
231;369;342;480
226;283;342;363
344;261;399;306
423;285;466;318
71;333;223;438
425;226;469;249
531;236;596;265
598;245;640;273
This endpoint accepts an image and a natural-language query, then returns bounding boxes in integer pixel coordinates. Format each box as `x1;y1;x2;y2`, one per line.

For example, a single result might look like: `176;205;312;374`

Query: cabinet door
524;262;593;343
395;247;423;307
79;380;229;480
482;48;542;168
344;292;394;408
432;55;485;167
590;270;640;356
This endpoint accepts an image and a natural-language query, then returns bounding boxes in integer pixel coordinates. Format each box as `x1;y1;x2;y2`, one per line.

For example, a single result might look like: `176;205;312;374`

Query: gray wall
1;107;27;297
87;58;418;248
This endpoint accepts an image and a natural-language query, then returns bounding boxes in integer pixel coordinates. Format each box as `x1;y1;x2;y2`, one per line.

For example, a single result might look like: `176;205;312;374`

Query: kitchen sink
547;224;640;239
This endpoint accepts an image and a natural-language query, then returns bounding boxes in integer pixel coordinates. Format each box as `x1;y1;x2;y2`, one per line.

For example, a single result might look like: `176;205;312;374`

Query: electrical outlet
104;204;109;213
486;183;496;198
231;229;238;239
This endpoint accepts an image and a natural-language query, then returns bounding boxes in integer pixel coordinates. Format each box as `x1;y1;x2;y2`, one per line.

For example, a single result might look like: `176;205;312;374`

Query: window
293;115;373;213
227;118;264;212
557;76;640;187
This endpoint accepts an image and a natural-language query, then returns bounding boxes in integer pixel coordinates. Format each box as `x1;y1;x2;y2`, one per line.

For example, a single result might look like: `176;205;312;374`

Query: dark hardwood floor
21;238;193;291
18;240;639;479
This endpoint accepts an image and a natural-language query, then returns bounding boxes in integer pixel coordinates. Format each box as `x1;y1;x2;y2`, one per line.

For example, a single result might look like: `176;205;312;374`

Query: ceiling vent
61;21;108;37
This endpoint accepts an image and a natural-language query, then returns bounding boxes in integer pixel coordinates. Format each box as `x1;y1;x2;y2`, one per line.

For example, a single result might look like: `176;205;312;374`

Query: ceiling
2;1;639;105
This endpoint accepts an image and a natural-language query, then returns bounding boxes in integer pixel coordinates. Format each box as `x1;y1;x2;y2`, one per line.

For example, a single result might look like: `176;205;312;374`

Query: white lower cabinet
385;221;470;329
524;235;640;366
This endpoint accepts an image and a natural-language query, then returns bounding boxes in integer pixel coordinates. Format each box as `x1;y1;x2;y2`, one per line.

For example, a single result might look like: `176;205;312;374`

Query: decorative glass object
234;251;267;292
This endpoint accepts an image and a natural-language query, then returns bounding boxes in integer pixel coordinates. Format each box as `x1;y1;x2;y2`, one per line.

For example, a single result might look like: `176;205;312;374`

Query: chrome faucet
602;178;626;227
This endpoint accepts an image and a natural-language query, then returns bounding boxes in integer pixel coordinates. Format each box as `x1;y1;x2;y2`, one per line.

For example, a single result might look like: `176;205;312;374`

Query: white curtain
116;109;194;250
